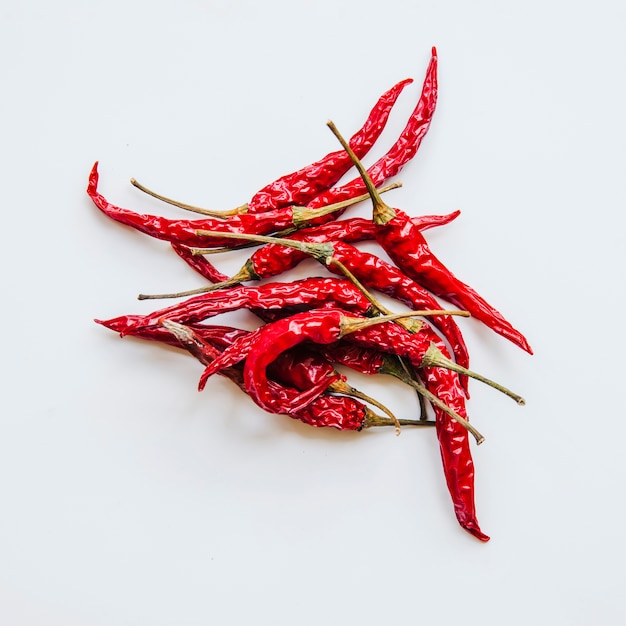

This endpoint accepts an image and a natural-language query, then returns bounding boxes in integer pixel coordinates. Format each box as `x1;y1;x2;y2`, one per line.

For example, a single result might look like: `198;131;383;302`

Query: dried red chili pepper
96;277;374;336
313;315;492;541
171;242;230;284
130;78;413;217
88;163;357;249
293;48;437;218
326;119;533;355
159;320;399;431
246;78;414;214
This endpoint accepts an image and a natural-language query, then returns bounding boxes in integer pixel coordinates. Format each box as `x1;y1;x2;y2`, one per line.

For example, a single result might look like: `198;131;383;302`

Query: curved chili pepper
317;316;489;541
96;277;374;336
87;163;348;249
246;78;413;213
326;88;533;355
296;49;438;217
171;243;230;283
375;212;533;353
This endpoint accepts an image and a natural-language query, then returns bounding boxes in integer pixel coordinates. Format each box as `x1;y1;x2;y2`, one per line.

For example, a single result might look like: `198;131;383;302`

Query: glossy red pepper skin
196;309;343;385
240;239;470;379
242;310;347;414
169;210;460;297
171;243;230;283
87;163;341;249
317;342;388;376
291;395;367;430
299;49;438;218
158;322;369;430
96;277;373;336
374;212;533;354
196;309;346;414
247;78;413;213
332;320;488;541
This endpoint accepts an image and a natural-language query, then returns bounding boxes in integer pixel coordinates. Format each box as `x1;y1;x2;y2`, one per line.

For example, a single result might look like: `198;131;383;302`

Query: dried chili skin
195;309;347;412
188;306;487;538
373;211;533;354
158;322;368;430
171;243;230;283
247;78;413;213
96;277;374;335
87;163;343;249
299;49;438;217
332;318;488;541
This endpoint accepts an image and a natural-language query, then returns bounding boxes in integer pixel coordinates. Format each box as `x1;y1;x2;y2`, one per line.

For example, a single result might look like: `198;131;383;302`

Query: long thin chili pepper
130;78;413;217
314;316;493;542
96;277;374;335
344;317;524;405
171;242;230;283
326;119;534;355
288;48;437;219
190;231;471;382
88;163;363;249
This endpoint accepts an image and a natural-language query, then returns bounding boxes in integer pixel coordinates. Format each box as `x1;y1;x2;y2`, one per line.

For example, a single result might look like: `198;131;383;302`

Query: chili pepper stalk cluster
90;47;531;542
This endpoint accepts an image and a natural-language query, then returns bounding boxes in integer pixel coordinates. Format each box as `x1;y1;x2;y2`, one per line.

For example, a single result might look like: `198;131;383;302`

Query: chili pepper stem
137;261;258;300
422;343;526;405
327;120;396;225
339;310;469;336
193;230;336;262
364;413;436;429
329;379;401;434
130;177;248;217
377;354;485;444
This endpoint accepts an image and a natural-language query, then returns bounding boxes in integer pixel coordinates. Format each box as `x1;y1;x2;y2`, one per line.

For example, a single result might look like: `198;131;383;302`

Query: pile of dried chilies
90;48;532;542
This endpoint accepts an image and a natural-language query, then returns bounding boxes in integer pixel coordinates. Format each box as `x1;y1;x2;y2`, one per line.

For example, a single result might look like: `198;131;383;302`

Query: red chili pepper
177;209;459;286
314;315;490;541
96;277;374;336
193;308;457;417
246;78;413;214
297;48;438;217
326;111;533;355
158;320;390;431
129;78;413;218
87;162;349;249
171;243;230;284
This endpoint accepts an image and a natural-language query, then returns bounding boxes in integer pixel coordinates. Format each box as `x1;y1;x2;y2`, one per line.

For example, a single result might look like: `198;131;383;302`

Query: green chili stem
329;379;401;434
377;354;485;444
422;343;525;405
327;120;396;224
137;260;257;300
130;177;248;217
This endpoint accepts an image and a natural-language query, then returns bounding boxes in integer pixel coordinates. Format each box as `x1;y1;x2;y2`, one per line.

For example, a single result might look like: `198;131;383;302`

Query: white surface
1;1;625;624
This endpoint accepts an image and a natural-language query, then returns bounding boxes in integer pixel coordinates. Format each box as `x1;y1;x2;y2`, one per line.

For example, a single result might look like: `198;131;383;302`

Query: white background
1;1;625;624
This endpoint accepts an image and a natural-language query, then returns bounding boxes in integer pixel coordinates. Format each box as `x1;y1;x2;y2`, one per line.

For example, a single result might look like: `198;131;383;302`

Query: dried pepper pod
97;277;374;334
130;77;413;217
326;118;533;355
